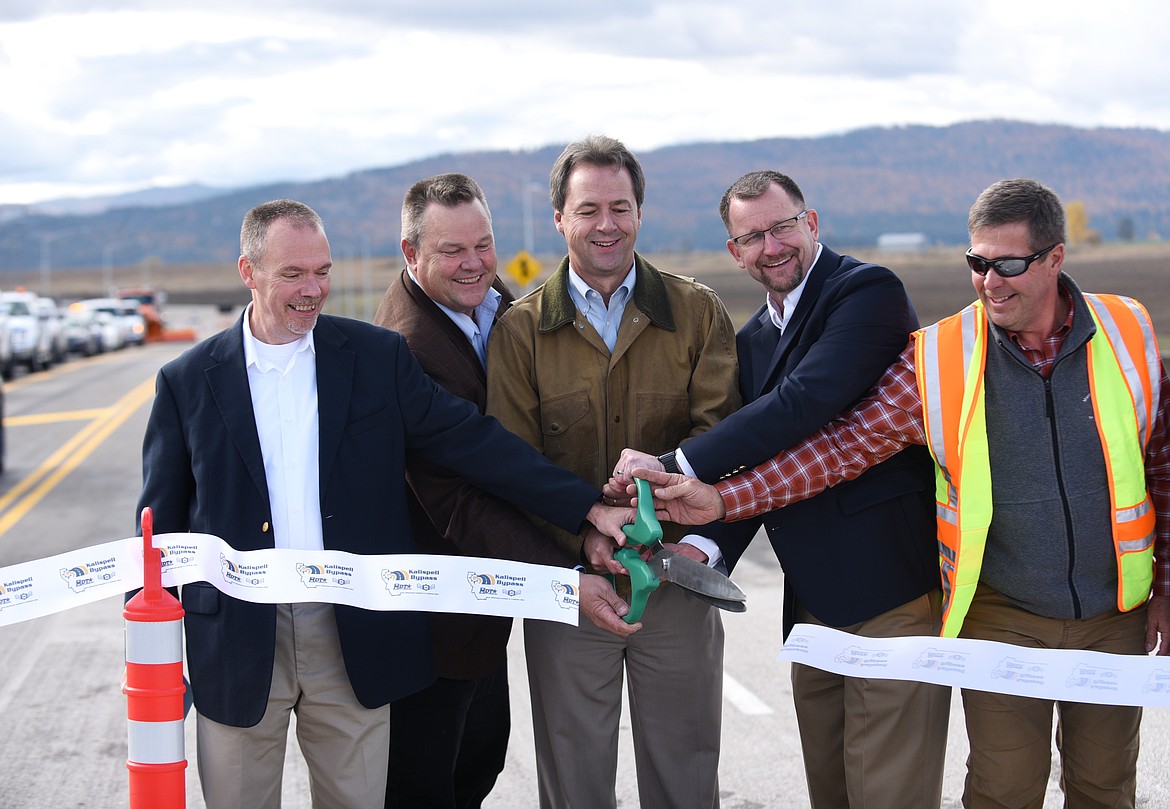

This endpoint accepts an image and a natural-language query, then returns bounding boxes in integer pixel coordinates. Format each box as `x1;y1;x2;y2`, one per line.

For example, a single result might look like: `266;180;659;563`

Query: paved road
0;311;1166;808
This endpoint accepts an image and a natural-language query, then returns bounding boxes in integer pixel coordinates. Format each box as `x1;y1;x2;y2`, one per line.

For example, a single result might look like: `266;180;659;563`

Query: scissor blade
683;588;748;613
650;550;747;611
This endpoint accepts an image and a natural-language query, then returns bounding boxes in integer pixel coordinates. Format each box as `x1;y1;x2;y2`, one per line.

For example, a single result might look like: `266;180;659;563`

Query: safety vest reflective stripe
916;303;993;636
127;719;185;765
1085;294;1161;446
1083;294;1159;610
916;293;1158;636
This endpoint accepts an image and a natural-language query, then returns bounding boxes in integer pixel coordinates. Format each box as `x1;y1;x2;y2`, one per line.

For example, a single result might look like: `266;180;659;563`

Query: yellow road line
0;378;156;537
6;409;113;427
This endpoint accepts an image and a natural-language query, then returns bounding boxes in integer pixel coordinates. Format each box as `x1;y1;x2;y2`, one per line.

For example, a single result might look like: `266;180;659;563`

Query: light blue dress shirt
566;262;636;351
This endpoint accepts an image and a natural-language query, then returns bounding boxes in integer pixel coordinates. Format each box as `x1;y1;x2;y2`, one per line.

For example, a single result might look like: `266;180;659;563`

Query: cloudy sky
2;0;1168;205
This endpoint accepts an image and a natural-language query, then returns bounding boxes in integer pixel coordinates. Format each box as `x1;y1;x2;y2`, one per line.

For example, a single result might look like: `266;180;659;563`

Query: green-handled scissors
615;478;747;624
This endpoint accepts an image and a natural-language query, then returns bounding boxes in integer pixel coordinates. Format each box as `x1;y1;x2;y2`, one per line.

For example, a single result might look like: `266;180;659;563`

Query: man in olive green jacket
486;135;740;809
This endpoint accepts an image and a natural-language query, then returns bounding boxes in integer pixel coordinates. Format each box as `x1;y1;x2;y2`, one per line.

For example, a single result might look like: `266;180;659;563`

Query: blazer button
262;521;270;533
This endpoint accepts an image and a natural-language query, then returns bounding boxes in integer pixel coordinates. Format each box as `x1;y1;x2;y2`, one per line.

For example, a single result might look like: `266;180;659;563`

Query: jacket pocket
181;581;220;615
835;450;932;516
346;405;393;437
540;391;591;439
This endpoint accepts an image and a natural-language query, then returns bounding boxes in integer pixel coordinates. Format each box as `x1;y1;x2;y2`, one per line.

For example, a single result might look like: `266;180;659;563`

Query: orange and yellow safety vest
913;293;1160;637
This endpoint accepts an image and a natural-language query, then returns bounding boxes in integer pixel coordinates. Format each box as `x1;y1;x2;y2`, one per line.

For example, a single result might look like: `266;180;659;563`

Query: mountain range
2;119;1169;274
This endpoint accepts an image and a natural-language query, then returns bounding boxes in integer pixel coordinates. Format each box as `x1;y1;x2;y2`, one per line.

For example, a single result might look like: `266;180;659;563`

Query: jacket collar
538;253;676;333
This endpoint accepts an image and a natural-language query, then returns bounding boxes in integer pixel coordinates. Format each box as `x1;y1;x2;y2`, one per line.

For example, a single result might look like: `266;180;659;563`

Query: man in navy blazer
608;171;949;809
138;199;631;809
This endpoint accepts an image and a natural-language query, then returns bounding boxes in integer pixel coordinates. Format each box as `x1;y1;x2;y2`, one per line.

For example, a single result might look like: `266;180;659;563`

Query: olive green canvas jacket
486;253;741;556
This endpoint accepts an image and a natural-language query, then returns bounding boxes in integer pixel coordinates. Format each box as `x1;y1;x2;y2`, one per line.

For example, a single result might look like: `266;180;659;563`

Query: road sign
506;250;541;287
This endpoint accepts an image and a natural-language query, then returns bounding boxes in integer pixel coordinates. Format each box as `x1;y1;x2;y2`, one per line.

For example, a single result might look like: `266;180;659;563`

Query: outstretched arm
630;468;727;525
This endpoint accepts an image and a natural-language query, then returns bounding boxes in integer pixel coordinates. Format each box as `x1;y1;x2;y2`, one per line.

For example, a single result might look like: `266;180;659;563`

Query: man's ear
239;255;257;289
402;238;418;271
726;239;745;268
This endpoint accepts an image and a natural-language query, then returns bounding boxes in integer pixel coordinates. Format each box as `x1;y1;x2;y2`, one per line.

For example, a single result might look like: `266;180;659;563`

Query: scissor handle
621;478;662;549
614;547;659;624
615;478;664;623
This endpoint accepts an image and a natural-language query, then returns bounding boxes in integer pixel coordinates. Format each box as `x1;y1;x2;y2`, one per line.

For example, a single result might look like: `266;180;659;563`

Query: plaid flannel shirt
716;302;1170;598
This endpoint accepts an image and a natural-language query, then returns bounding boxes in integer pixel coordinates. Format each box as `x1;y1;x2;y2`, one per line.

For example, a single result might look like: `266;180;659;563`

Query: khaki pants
793;590;951;809
959;584;1145;809
525;584;723;809
196;603;391;809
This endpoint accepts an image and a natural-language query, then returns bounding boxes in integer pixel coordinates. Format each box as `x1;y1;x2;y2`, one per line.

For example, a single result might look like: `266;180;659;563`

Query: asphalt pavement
0;313;1167;808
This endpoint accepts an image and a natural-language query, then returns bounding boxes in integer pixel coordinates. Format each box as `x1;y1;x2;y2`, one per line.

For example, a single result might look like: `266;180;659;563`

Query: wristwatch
657;450;681;474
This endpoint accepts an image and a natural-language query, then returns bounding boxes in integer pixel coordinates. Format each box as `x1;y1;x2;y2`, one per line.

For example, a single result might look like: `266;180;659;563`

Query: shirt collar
1004;283;1075;351
242;302;315;372
567;261;637;302
766;242;822;329
406;267;502;334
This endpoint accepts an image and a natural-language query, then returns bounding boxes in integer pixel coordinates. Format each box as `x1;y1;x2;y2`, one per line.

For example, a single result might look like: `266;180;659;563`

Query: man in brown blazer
373;173;637;809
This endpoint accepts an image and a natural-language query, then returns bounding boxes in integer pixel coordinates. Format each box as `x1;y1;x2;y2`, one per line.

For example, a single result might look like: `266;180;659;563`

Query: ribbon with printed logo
780;623;1170;708
0;533;581;628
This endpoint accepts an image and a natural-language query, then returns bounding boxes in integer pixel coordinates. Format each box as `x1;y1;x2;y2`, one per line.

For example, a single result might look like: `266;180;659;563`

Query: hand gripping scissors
615;478;747;624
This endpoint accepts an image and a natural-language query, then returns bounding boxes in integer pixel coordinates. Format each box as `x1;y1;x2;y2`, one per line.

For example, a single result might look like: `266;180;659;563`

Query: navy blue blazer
682;247;938;635
138;313;601;727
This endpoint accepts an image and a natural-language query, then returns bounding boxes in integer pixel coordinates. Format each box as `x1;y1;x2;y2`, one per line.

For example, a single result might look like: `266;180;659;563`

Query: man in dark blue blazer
138;199;631;809
608;171;949;809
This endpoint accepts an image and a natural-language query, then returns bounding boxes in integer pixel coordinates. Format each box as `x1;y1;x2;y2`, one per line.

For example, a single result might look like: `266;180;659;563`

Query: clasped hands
597;450;1170;656
601;447;728;525
586;447;729;571
579;449;732;636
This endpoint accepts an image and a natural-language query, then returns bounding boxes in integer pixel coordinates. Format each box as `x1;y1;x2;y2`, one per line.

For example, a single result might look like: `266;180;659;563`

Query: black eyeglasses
730;210;808;248
965;243;1060;277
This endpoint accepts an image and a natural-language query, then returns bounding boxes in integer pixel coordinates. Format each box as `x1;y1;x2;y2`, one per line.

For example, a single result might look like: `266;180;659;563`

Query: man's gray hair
240;199;324;265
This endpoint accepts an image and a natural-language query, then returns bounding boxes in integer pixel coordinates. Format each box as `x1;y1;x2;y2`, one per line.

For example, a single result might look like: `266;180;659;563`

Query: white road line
723;672;773;715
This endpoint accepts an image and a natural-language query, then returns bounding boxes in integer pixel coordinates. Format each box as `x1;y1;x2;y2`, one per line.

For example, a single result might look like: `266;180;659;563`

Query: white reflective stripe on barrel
127;719;185;765
125;619;183;664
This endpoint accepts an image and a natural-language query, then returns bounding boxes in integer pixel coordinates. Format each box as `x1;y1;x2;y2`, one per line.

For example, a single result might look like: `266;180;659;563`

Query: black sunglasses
965;243;1060;277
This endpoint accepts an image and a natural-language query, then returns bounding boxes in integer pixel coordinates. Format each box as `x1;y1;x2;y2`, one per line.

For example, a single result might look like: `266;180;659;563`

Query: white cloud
1;0;1169;204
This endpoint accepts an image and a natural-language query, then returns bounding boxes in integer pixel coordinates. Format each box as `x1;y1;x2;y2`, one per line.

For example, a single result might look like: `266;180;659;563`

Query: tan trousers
196;603;391;809
525;583;723;809
793;590;951;809
959;584;1145;809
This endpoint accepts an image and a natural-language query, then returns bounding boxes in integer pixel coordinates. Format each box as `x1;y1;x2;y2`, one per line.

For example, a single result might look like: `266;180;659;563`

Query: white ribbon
780;623;1170;708
0;532;581;628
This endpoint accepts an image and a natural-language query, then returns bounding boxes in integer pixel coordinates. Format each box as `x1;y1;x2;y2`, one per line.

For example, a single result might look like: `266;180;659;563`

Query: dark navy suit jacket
138;313;600;726
683;247;938;636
